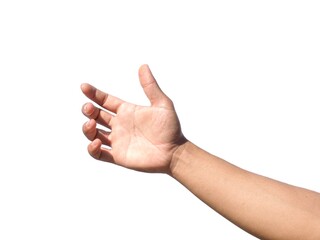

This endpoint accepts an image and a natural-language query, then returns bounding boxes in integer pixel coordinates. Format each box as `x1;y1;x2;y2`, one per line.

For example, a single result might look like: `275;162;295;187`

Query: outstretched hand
81;65;186;173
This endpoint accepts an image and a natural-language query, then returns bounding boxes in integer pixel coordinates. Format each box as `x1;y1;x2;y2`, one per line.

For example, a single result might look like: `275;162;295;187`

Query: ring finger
83;119;112;146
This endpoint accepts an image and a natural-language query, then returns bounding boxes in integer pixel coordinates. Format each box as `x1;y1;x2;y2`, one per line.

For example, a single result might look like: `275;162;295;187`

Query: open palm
81;65;186;173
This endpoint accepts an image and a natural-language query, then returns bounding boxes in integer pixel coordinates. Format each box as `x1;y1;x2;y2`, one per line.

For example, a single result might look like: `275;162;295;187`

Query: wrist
169;139;192;177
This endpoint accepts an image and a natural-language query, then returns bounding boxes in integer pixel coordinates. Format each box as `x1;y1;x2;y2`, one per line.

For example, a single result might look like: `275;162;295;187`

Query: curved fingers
82;102;113;128
81;83;124;113
82;119;112;146
88;139;115;163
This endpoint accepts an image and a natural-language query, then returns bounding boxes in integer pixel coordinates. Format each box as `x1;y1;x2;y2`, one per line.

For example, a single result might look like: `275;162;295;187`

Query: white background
0;1;319;239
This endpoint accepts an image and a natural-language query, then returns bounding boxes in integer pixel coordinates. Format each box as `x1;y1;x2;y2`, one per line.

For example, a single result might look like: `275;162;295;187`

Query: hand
81;65;186;173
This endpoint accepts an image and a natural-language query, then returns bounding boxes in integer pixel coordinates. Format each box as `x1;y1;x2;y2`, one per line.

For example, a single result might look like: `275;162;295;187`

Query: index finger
81;83;124;113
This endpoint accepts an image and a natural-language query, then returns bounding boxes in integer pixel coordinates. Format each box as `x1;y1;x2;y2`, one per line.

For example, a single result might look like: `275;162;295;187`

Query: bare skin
81;65;320;239
81;65;186;173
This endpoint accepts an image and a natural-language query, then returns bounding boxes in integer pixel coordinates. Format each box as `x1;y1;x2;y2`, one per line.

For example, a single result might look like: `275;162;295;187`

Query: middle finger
82;102;113;128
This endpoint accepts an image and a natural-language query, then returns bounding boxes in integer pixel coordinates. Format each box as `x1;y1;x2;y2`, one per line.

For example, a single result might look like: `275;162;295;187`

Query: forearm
170;141;320;239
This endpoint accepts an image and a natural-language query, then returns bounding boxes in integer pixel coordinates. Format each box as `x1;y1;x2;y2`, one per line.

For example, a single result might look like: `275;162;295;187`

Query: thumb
138;64;172;107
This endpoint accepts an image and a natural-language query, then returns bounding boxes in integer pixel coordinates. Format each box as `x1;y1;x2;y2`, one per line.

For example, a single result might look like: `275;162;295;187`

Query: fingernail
84;104;88;113
92;139;99;147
